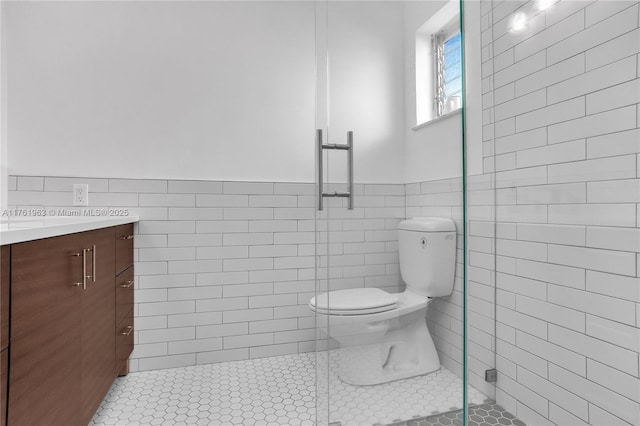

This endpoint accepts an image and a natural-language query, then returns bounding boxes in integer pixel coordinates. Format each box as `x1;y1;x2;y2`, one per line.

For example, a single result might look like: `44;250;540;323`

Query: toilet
310;217;457;386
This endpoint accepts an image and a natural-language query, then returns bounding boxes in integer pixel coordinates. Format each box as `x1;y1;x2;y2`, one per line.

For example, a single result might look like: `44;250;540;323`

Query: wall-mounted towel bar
316;129;354;211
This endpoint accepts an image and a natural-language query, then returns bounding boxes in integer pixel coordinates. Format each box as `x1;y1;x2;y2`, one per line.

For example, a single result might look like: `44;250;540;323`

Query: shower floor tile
326;364;487;425
90;353;488;426
384;402;525;426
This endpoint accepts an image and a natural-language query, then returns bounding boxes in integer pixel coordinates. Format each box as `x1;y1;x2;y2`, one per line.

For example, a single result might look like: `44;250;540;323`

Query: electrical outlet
73;184;89;206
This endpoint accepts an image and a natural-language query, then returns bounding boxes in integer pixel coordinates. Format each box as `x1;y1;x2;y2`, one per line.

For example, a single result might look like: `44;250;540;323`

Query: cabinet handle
120;235;134;240
120;326;134;336
91;244;96;282
120;280;134;289
81;248;89;290
72;252;84;288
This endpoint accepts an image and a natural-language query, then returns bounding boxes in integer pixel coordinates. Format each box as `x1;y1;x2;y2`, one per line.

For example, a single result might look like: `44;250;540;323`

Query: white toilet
310;217;457;386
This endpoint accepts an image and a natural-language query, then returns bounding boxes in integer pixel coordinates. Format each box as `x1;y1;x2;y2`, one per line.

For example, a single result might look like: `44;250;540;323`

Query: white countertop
0;216;139;245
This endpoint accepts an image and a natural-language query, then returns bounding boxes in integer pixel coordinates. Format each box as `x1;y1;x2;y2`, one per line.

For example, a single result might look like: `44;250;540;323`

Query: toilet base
334;310;440;386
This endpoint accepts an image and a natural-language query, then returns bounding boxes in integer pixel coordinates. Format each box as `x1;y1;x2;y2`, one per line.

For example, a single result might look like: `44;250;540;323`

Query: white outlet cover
73;184;89;206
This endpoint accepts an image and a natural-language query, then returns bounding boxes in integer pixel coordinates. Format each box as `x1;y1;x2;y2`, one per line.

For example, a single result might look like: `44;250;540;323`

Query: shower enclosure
312;1;472;424
312;0;640;425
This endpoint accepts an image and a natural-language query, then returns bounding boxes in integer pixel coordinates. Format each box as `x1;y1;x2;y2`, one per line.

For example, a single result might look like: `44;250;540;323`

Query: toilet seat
312;305;397;315
310;288;398;316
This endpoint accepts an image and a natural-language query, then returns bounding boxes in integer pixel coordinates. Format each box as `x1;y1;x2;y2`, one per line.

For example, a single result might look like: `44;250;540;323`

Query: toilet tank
398;217;457;297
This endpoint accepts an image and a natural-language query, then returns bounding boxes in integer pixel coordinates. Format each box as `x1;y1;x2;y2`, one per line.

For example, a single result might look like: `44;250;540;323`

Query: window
433;22;462;117
413;0;461;127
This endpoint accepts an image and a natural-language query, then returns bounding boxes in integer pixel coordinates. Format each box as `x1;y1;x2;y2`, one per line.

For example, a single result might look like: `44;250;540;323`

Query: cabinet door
80;227;116;424
0;246;8;426
0;348;7;426
0;246;9;351
9;233;86;426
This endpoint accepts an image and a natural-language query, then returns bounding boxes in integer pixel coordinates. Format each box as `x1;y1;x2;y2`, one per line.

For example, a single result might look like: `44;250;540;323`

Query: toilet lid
310;288;398;313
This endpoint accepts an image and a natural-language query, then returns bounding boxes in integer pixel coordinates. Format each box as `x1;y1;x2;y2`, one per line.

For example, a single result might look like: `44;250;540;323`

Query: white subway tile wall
477;0;640;424
8;179;405;372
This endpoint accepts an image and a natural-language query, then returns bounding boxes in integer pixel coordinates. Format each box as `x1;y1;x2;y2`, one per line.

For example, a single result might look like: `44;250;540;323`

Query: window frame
413;0;460;127
432;18;462;118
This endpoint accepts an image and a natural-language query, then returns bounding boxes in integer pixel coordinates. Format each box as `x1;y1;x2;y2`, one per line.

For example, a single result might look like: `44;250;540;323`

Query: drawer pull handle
120;235;134;240
81;248;90;290
91;245;96;283
120;326;134;336
72;251;85;288
120;280;134;288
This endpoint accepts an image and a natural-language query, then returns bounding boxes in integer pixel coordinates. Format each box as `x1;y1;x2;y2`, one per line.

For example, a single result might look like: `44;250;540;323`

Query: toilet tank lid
398;217;456;232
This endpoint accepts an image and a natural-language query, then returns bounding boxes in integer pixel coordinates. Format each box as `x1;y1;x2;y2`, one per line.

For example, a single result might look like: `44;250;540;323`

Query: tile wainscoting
8;177;406;372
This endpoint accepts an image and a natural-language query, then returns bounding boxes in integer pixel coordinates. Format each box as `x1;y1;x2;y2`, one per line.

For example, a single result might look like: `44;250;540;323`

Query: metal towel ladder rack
316;129;354;211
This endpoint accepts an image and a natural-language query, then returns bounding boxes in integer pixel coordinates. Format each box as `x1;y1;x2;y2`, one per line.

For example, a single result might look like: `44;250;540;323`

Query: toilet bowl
310;288;440;385
309;217;457;386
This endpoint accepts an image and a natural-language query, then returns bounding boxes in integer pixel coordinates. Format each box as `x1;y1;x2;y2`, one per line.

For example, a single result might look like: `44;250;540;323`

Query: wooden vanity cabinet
9;232;86;426
114;224;134;376
80;227;116;423
6;224;133;426
1;246;9;352
0;350;6;426
1;246;9;426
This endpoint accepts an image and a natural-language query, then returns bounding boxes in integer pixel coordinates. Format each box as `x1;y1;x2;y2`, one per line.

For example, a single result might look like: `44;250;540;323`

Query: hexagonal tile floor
324;362;487;425
90;352;489;425
91;353;316;426
383;403;525;426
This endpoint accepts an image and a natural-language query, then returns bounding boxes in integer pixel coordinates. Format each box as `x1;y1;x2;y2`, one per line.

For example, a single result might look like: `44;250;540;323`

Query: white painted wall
462;0;483;178
5;1;407;184
1;3;6;212
403;0;483;183
6;1;316;182
323;1;406;184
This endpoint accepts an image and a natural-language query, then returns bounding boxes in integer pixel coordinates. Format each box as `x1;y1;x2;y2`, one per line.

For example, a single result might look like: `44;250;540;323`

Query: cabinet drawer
116;266;134;326
115;224;134;276
116;313;134;373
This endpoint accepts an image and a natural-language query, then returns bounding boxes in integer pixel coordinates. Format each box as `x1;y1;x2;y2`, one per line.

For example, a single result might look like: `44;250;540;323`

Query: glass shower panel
467;0;640;424
315;1;470;424
314;2;330;423
460;1;499;424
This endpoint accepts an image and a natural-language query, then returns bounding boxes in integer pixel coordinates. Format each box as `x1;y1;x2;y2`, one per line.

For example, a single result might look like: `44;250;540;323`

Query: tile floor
91;352;488;426
322;360;487;425
386;402;525;426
